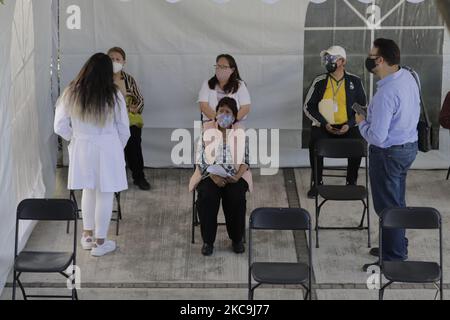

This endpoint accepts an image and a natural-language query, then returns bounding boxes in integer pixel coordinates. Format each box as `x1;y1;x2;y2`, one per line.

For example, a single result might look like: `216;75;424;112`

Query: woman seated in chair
189;97;253;256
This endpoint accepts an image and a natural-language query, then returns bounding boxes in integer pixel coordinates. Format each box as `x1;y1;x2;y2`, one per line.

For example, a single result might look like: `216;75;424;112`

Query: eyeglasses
214;64;231;70
321;54;340;64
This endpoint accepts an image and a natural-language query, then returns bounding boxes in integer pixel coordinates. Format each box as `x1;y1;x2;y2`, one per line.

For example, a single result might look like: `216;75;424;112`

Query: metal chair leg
17;277;27;300
12;271;17;300
447;167;450;180
249;288;254;300
315;207;320;249
192;192;196;244
379;288;384;300
367;204;371;248
115;192;121;236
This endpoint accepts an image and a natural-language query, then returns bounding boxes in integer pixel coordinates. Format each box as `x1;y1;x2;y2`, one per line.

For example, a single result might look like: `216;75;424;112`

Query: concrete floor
1;167;449;300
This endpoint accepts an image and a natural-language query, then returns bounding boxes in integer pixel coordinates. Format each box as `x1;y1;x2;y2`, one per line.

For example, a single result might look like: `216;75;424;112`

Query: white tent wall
58;0;308;167
57;0;450;169
0;0;56;295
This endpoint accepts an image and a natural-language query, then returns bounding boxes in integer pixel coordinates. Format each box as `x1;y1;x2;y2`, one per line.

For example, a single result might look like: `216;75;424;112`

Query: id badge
333;102;339;113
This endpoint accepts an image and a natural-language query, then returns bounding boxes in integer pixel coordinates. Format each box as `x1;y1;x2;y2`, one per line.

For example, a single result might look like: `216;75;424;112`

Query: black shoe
307;181;323;199
201;243;214;256
363;261;380;272
369;247;379;257
134;178;150;190
307;188;318;199
232;241;245;254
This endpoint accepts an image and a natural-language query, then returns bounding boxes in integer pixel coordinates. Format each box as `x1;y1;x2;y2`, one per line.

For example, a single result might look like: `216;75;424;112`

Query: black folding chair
66;190;122;236
248;208;312;300
309;166;347;189
314;139;370;248
379;207;443;300
12;199;78;300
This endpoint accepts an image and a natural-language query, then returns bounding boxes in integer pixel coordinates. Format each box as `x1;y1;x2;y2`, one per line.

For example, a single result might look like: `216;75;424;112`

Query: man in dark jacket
304;45;367;198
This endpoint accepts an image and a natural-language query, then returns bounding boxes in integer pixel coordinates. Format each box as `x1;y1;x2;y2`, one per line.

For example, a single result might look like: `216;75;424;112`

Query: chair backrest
381;207;441;230
250;208;310;231
17;199;77;221
315;139;367;158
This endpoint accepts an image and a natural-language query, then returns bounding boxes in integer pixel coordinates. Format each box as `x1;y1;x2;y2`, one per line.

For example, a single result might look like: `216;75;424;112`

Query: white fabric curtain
0;0;56;294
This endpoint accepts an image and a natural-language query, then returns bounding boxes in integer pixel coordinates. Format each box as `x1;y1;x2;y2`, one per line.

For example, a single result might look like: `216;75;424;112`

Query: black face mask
325;62;337;73
365;57;377;73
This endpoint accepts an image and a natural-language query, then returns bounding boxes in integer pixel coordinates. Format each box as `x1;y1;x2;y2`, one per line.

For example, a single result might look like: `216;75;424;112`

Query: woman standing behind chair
198;54;251;122
189;97;253;256
54;53;130;257
108;47;150;190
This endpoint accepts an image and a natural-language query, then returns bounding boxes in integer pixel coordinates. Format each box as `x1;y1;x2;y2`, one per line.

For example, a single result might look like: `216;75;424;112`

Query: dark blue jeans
369;142;418;261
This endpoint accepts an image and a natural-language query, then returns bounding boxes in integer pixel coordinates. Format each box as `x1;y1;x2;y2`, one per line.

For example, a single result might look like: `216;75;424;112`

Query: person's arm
439;92;450;129
348;77;367;128
198;80;216;120
114;92;131;148
358;91;395;146
227;136;249;183
303;76;329;127
199;102;216;120
237;105;250;121
128;75;144;114
54;93;73;141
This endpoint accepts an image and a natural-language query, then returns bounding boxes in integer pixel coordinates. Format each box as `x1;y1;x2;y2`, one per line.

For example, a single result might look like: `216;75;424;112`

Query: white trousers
81;189;114;239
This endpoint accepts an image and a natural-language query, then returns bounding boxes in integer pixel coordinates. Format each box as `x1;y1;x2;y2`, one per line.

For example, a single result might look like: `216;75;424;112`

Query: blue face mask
216;113;235;128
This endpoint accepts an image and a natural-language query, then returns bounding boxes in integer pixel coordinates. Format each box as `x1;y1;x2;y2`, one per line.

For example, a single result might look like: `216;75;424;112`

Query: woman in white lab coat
54;53;130;257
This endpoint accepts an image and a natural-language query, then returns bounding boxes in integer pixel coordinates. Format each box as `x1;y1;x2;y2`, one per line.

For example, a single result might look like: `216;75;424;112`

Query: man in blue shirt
356;38;420;271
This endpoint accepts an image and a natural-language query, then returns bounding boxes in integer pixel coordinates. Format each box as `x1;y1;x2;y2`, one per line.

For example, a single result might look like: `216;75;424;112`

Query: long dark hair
208;54;243;94
63;53;118;126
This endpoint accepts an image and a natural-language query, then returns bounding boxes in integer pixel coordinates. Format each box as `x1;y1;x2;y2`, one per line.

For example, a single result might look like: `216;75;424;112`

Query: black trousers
309;126;363;184
196;177;248;245
125;126;145;181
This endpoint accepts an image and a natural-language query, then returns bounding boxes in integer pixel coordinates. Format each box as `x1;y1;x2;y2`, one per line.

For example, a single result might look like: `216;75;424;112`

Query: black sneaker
369;247;379;257
232;241;245;254
307;188;318;199
134;177;150;190
201;243;214;256
363;261;380;272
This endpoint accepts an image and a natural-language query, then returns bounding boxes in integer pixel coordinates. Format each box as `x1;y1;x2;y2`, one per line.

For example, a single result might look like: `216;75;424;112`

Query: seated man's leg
344;126;363;184
308;126;328;196
197;177;221;245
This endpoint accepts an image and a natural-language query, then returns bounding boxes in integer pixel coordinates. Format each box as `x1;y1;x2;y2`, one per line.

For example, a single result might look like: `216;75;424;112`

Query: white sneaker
81;235;95;250
91;240;116;257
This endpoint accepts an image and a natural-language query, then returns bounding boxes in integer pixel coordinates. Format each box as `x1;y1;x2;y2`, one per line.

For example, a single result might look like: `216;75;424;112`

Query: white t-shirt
198;80;251;120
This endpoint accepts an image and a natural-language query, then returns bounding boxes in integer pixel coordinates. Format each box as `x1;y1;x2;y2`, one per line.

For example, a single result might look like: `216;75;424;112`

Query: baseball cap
320;45;347;60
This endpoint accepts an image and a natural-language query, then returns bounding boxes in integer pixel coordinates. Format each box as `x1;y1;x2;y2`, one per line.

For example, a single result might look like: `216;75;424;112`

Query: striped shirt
121;71;145;114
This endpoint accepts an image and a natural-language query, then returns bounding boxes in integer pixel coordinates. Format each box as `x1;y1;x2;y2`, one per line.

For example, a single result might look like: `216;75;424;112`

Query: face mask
365;57;378;74
216;113;235;128
215;68;233;83
322;54;340;74
113;61;124;74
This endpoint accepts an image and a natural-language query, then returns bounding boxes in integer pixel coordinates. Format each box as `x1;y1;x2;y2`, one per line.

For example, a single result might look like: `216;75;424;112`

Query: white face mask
113;61;124;74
